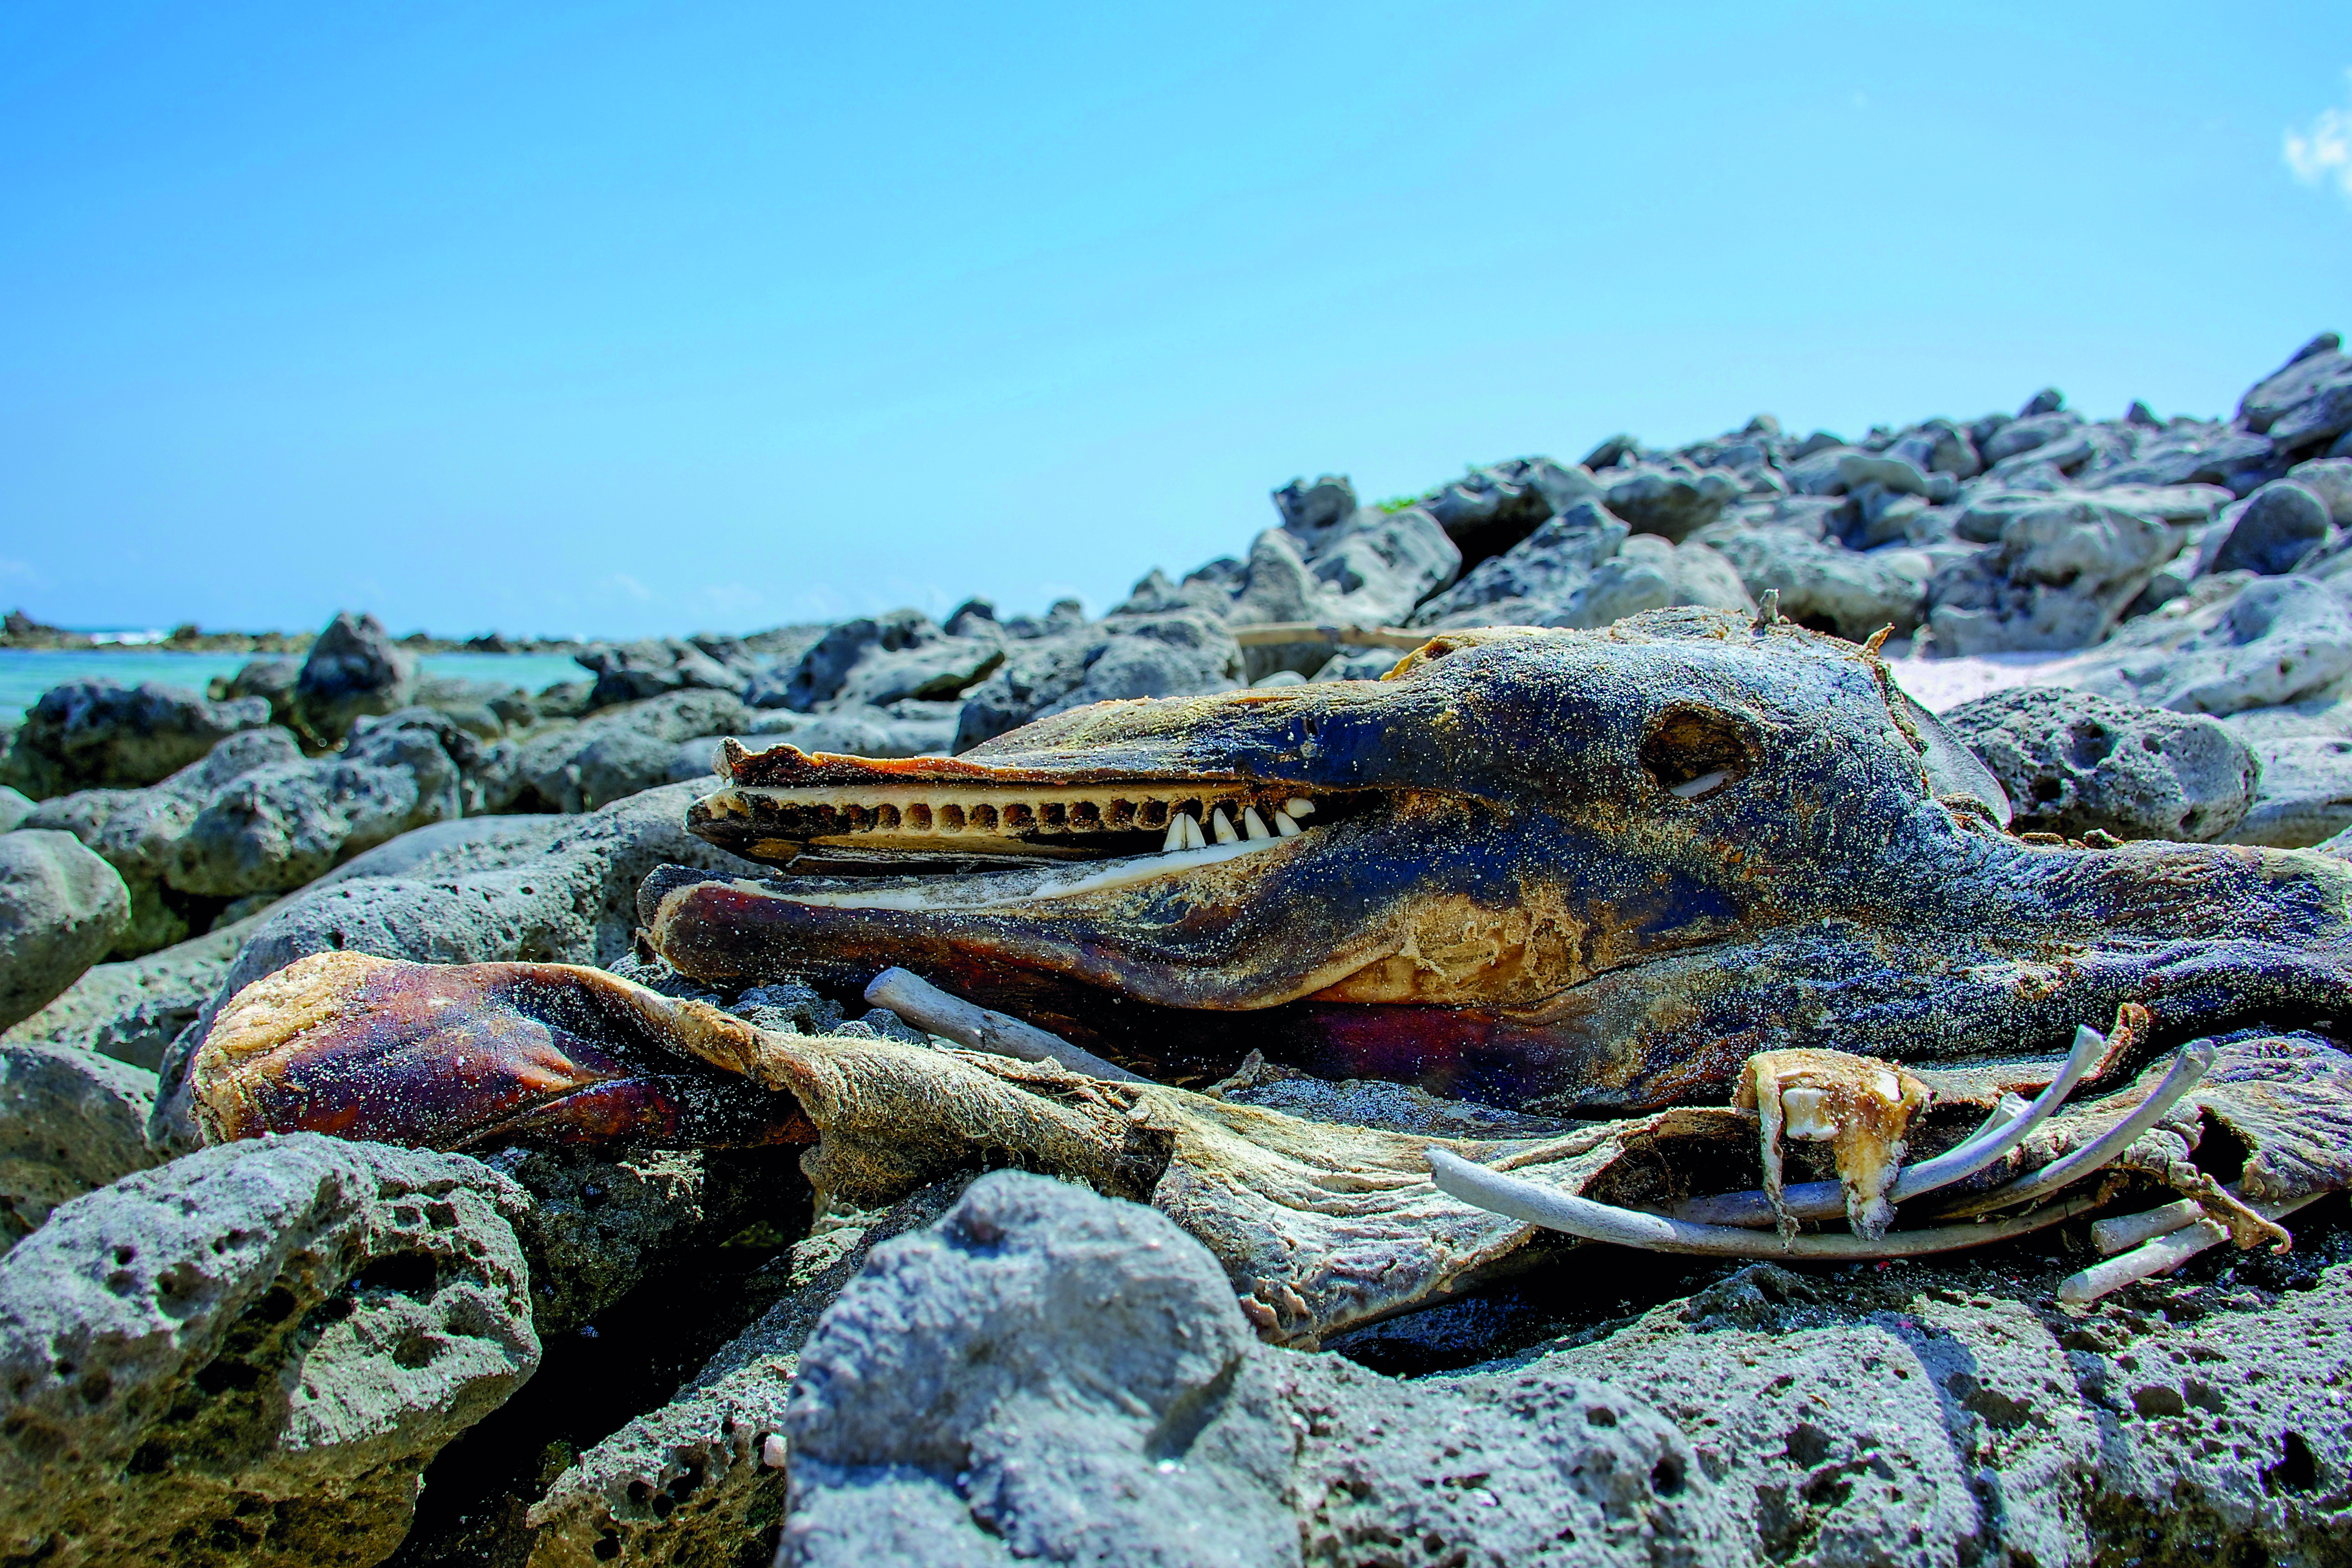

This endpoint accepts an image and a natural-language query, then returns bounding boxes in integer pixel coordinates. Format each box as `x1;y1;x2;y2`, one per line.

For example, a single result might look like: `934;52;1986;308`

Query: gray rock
0;1133;537;1567
1534;535;1754;629
951;611;1244;753
164;717;469;898
526;1181;967;1568
0;832;131;1030
2239;342;2352;448
1419;457;1597;563
210;657;300;729
1412;501;1629;627
0;1042;156;1252
781;1171;1306;1567
829;639;1005;709
1548;1264;2098;1566
294;611;418;744
509;690;756;813
1926;495;2183;654
0;786;31;833
768;611;948;711
1601;462;1744;542
1940;685;2258;841
1707;527;1932;640
1980;410;2079;465
24;727;307;957
1309;647;1403;682
1834;449;1944;500
2284;456;2352;525
2219;733;2352;848
574;637;748;710
1271;473;1359;555
1224;513;1459;678
150;781;767;1149
783;1172;1739;1568
2210;480;2333;575
0;907;272;1071
2065;576;2352;715
0;680;274;800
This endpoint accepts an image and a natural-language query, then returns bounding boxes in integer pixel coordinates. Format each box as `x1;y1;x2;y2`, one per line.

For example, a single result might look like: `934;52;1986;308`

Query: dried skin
188;957;2352;1345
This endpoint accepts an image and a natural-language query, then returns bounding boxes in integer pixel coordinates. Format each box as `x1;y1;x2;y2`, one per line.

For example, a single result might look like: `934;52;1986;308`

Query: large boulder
23;728;306;956
0;1042;156;1252
573;637;749;710
2208;480;2332;575
1534;535;1753;629
782;1172;1739;1567
2063;576;2352;715
952;611;1245;754
0;832;131;1030
2238;336;2352;450
293;611;417;744
507;690;756;813
1707;526;1932;640
1418;457;1597;564
1601;462;1744;542
0;681;273;799
0;1134;537;1567
164;712;474;898
1925;495;2184;653
2284;456;2352;524
1940;686;2258;842
1412;501;1629;627
2219;732;2352;849
1223;514;1459;678
765;611;951;712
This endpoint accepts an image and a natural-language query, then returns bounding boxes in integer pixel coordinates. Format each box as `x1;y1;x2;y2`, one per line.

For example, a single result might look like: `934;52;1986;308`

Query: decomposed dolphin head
641;609;2352;1114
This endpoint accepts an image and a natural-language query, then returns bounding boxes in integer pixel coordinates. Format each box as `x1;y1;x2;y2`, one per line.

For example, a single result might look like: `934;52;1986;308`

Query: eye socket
1640;707;1752;802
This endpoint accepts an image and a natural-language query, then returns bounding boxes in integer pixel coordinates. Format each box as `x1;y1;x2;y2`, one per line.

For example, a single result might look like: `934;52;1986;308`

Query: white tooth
1162;816;1187;854
1242;807;1271;841
1181;814;1207;850
1285;798;1316;818
1210;808;1238;844
1274;809;1301;837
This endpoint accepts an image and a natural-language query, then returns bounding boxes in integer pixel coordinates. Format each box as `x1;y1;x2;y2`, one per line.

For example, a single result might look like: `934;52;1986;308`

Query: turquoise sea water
0;650;592;726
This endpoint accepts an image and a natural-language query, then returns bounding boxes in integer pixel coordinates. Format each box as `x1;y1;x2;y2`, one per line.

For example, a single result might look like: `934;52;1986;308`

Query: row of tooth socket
1161;798;1315;852
739;787;1317;839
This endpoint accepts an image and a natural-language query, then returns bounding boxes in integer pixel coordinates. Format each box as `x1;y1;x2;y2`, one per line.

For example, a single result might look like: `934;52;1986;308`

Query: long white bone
1425;1147;2103;1260
863;968;1147;1083
2057;1191;2323;1305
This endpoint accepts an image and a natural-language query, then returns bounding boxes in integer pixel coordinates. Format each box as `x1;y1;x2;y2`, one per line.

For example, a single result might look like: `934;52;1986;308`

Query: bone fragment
1668;770;1730;800
2090;1197;2206;1256
1426;1147;2099;1260
1283;798;1315;818
1734;1048;1929;1240
2058;1191;2325;1305
862;968;1147;1083
1936;1042;2214;1220
1682;1018;2115;1229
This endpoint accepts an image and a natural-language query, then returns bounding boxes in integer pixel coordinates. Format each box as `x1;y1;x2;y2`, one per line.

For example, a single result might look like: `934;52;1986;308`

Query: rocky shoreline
4;333;2352;1565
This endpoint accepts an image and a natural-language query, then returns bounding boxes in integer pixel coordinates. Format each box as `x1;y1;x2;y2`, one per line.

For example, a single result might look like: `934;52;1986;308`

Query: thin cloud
2285;70;2352;200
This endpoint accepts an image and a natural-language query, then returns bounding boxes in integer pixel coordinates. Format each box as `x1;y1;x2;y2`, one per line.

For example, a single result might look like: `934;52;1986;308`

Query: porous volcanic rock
0;1133;538;1567
0;830;131;1030
1941;685;2259;842
0;680;274;799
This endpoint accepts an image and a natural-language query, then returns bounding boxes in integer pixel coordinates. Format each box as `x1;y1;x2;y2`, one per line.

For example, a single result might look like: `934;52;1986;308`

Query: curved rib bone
1935;1042;2214;1220
1679;1020;2114;1228
1426;1147;2103;1260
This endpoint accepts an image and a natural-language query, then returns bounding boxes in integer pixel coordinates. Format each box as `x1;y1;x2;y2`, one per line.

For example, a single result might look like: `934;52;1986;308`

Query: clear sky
5;3;2351;640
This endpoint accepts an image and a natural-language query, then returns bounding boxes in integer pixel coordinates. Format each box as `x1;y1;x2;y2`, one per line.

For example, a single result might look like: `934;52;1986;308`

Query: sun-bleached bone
1734;1048;1930;1240
2058;1190;2325;1305
1679;1012;2126;1229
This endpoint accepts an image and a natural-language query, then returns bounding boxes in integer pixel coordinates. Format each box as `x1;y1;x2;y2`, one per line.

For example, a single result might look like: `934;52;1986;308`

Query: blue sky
4;3;2350;640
